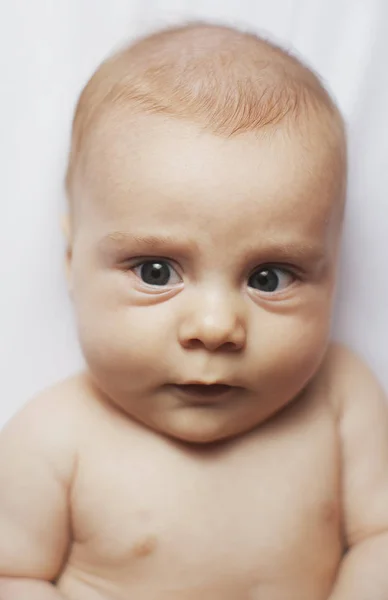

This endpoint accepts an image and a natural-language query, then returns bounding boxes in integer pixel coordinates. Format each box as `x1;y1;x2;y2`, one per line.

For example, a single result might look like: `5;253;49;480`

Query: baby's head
64;23;347;444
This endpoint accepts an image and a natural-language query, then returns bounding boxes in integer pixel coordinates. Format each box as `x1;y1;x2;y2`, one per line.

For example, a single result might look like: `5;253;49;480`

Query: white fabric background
1;0;387;426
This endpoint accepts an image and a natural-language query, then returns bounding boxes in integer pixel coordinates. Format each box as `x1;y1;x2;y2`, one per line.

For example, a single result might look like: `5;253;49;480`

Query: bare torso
55;369;343;600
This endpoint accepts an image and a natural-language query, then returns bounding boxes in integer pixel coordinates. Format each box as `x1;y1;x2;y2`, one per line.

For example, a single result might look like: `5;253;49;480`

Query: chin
158;414;256;446
167;429;232;445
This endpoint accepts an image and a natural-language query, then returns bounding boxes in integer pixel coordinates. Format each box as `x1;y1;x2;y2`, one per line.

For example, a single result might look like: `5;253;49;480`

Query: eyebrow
249;241;326;263
97;231;198;253
98;231;326;264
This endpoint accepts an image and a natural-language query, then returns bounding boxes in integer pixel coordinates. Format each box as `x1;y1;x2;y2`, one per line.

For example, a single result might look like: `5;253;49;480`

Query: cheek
73;293;173;383
252;308;331;388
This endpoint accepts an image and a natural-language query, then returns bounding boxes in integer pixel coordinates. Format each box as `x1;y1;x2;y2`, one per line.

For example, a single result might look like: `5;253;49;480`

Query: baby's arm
0;387;75;599
328;346;388;599
0;578;66;599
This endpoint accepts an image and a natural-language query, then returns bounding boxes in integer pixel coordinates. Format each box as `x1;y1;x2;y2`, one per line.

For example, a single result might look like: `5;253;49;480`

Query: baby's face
68;113;343;443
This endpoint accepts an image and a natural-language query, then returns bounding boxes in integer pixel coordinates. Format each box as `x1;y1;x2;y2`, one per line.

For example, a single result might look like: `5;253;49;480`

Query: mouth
171;383;238;404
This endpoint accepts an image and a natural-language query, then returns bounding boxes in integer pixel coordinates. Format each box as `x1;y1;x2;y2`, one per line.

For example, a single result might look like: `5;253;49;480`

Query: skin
1;115;388;600
69;113;341;444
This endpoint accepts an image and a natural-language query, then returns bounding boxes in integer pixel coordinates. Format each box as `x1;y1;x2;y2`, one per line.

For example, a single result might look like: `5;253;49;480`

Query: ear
61;214;73;294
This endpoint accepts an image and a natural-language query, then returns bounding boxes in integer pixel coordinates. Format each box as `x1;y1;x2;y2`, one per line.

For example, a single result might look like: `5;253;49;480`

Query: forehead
77;112;342;245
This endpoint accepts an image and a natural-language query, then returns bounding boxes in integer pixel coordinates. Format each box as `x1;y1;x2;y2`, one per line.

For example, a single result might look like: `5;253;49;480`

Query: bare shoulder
315;342;386;418
0;375;94;578
1;373;90;482
2;372;88;431
317;347;388;545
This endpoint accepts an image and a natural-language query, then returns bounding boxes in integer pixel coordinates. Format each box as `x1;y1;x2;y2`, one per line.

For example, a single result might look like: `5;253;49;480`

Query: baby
1;21;388;600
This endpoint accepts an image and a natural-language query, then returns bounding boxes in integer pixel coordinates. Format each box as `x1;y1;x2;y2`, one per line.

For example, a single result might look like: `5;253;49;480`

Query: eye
133;260;182;287
248;267;294;293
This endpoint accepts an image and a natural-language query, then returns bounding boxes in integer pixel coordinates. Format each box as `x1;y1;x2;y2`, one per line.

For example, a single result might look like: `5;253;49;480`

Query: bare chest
61;396;343;599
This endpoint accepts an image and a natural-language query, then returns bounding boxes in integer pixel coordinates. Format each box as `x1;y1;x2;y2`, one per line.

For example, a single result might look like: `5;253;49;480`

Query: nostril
223;341;241;351
178;314;247;352
182;338;204;350
182;338;243;352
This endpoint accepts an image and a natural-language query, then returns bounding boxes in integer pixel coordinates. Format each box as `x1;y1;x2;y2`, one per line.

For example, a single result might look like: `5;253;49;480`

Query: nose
178;290;247;352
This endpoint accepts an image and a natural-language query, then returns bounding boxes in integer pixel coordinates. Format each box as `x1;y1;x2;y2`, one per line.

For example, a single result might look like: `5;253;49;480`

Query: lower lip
172;384;235;404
